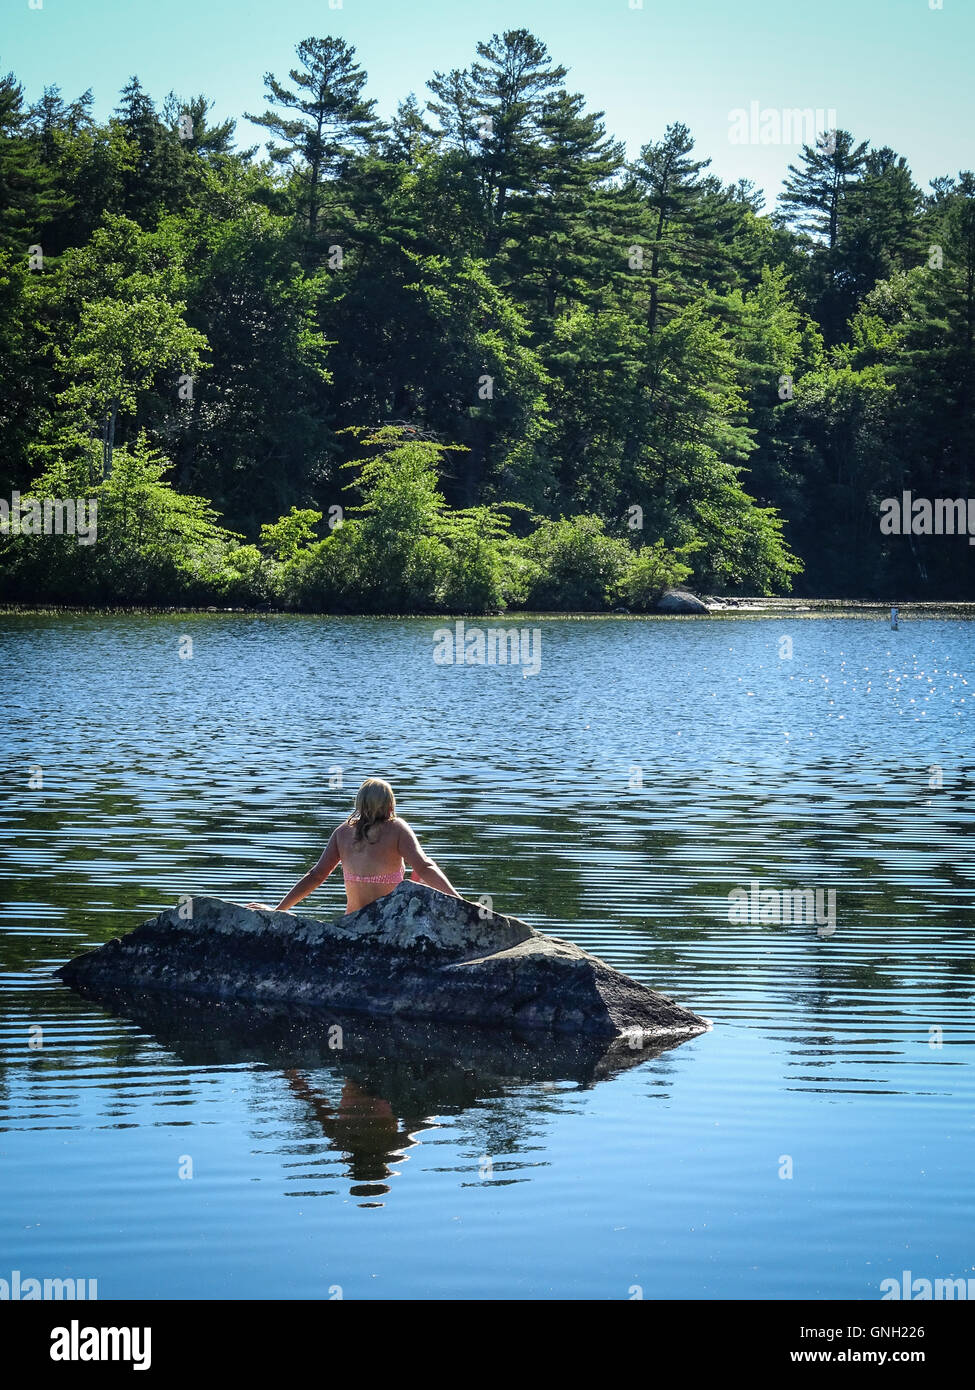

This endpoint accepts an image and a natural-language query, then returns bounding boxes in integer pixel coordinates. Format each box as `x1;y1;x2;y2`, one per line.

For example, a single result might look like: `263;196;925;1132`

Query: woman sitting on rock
247;777;458;915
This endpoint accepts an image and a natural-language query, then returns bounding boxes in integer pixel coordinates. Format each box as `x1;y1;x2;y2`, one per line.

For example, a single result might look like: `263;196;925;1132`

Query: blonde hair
347;778;396;844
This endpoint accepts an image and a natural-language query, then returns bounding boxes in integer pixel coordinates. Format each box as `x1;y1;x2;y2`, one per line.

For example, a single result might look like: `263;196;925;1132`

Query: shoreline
2;598;975;619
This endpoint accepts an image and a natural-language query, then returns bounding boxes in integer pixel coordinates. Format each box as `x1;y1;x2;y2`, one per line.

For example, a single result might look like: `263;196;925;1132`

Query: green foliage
221;542;276;604
259;506;322;560
1;435;243;602
1;34;972;603
36;214;207;476
614;539;701;611
436;503;530;611
522;514;632;609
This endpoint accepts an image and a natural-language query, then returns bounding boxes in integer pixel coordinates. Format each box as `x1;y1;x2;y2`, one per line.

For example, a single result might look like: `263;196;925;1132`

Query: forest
0;29;973;610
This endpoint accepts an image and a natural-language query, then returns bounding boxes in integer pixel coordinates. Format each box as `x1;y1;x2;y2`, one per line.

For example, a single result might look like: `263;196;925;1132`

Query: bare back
338;818;403;874
337;817;405;911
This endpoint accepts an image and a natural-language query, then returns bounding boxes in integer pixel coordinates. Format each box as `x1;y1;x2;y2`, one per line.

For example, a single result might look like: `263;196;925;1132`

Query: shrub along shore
0;431;718;614
1;424;971;617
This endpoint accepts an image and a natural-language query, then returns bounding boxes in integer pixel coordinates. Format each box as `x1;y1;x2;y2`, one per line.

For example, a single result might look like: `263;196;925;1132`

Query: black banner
1;1299;966;1374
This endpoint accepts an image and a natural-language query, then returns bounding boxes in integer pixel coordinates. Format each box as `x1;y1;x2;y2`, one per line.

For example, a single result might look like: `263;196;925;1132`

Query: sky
3;0;973;206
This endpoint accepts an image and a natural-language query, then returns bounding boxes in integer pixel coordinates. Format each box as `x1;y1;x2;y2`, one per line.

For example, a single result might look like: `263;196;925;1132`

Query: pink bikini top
342;864;405;885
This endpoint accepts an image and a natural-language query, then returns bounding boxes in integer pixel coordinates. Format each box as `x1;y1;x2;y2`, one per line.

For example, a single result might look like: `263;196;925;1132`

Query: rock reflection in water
64;983;686;1205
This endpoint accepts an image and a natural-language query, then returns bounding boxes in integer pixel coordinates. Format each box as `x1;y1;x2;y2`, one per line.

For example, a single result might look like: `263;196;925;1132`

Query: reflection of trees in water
459;811;591;924
597;765;975;933
443;1087;562;1187
0;990;173;1129
771;931;975;1083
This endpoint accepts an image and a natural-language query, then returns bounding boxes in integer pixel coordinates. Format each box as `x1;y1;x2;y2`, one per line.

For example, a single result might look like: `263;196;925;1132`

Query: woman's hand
245;901;273;911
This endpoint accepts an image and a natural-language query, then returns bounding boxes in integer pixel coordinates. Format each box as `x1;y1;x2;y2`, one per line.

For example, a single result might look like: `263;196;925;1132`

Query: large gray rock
57;883;707;1043
655;587;710;614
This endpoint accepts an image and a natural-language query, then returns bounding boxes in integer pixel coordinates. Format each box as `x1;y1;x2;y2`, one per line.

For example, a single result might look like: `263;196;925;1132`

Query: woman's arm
247;831;340;913
397;820;459;898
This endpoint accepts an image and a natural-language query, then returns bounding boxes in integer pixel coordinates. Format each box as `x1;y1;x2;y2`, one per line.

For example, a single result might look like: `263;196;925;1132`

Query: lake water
1;612;973;1300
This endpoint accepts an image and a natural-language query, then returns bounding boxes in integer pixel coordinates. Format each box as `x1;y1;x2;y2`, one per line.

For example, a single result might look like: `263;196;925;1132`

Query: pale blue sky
3;0;972;204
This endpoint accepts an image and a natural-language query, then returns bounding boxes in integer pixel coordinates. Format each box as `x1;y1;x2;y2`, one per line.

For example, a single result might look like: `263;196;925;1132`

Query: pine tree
29;85;94;162
429;30;567;256
385;94;438;165
0;71;59;250
780;129;868;248
839;148;924;308
500;88;625;325
778;129;868;341
161;92;239;158
113;76;189;225
629;122;712;334
246;37;383;243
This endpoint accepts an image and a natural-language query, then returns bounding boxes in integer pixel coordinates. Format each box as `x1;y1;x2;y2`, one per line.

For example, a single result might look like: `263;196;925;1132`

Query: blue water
1;613;973;1298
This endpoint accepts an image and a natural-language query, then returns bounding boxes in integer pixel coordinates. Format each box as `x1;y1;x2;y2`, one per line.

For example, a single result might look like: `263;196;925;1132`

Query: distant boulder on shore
57;884;708;1044
654;588;711;614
